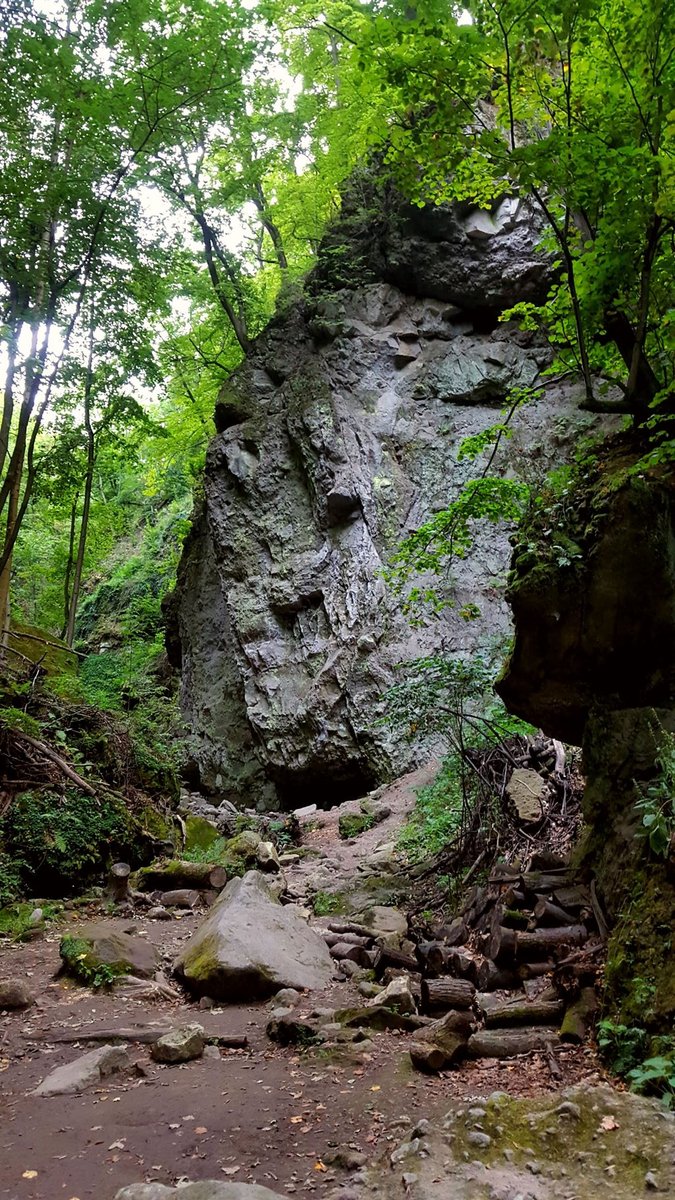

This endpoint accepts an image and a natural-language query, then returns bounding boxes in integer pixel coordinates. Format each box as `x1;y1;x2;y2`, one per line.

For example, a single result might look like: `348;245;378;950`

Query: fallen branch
45;1026;248;1048
14;732;96;795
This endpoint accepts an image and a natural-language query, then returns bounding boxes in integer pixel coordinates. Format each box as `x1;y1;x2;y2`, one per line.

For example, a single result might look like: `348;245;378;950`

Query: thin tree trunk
65;319;96;647
252;182;289;271
61;494;79;640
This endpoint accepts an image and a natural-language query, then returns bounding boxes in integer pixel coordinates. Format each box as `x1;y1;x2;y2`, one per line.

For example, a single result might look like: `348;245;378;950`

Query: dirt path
0;769;668;1200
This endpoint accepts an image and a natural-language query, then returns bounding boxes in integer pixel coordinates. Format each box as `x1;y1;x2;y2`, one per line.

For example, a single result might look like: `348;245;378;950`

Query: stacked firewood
407;857;605;1069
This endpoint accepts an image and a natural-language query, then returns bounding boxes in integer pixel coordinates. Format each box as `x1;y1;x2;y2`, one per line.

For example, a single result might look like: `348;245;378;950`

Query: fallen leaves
22;1171;38;1180
599;1115;620;1131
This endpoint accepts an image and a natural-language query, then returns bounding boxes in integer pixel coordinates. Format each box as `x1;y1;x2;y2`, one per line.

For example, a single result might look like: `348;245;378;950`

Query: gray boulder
34;1044;130;1096
150;1022;205;1063
173;870;333;1000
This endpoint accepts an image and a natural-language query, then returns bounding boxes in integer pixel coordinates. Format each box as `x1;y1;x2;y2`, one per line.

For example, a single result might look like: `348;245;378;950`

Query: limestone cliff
168;187;606;809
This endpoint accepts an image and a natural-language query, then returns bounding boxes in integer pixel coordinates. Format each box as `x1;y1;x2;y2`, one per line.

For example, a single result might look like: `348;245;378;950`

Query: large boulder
173;871;333;1000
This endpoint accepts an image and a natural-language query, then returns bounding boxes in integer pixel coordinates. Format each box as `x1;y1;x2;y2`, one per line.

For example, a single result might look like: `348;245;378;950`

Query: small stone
390;1139;420;1165
147;907;173;921
203;1044;221;1060
29;907;44;925
150;1023;205;1064
198;995;214;1010
503;1149;514;1163
467;1107;487;1120
401;1173;418;1188
412;1119;431;1137
556;1100;581;1121
467;1132;492;1149
645;1172;659;1190
526;1162;542;1175
0;978;35;1010
272;988;301;1009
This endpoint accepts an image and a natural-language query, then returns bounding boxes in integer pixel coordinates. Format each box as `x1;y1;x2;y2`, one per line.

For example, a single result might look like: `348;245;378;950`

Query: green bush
598;1020;675;1107
0;788;138;896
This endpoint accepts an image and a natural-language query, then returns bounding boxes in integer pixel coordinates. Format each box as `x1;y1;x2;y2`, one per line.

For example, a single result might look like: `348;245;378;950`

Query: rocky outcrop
499;458;675;743
169;182;609;808
498;445;675;1028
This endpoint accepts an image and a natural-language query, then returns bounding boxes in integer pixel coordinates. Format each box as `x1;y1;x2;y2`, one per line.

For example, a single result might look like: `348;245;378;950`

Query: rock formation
499;444;675;1027
168;183;610;808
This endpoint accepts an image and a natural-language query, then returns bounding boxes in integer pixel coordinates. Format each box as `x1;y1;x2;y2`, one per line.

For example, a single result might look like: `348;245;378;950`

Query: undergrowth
598;1020;675;1108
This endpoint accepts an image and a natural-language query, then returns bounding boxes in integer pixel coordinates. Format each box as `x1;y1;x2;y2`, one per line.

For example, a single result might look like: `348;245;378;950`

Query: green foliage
312;890;344;916
597;1020;649;1075
181;837;229;866
0;900;61;941
0;852;25;908
0;789;138;897
635;730;675;859
598;1020;675;1107
397;758;464;861
626;1056;675;1108
59;935;122;990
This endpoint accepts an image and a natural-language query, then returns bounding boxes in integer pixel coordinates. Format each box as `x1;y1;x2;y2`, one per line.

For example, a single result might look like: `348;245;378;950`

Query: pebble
401;1173;418;1188
556;1100;581;1121
645;1172;659;1190
467;1107;487;1120
203;1044;221;1060
411;1119;431;1137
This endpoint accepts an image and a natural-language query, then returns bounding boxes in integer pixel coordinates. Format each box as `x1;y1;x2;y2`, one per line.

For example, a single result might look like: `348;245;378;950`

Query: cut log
467;1027;561;1059
517;961;555;981
483;998;564;1027
416;941;446;977
323;931;371;948
410;1008;473;1071
409;1041;447;1072
487;921;517;964
514;924;588;960
329;942;371;967
553;944;603;995
49;1026;247;1048
552;885;591;911
107;863;131;904
446;948;479;984
326;920;373;938
475;958;520;992
372;946;418;980
160;889;200;909
438;918;468;946
560;987;598;1043
533;898;577;926
502;887;527;909
421;977;475;1013
522;870;572;894
502;909;531;930
135;861;227;892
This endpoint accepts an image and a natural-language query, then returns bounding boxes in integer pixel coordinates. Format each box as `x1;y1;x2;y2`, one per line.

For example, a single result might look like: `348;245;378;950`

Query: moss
603;868;675;1026
8;622;78;677
184;815;221;855
59;934;129;988
338;812;376;839
140;804;177;846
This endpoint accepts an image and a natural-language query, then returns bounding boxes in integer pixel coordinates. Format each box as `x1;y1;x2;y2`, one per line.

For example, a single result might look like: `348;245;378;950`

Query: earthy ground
1;769;672;1200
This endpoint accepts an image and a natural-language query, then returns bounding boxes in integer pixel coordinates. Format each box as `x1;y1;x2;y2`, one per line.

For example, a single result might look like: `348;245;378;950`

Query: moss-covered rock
60;922;160;986
184;814;221;856
338;812;376;839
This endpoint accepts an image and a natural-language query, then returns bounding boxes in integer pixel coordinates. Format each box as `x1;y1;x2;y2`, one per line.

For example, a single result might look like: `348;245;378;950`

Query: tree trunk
468;1027;561;1058
372;946;418;979
65;318;96;647
61;494;79;640
559;987;598;1043
421;977;476;1013
107;862;131;904
135;861;227;892
481;997;564;1027
533;898;578;926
